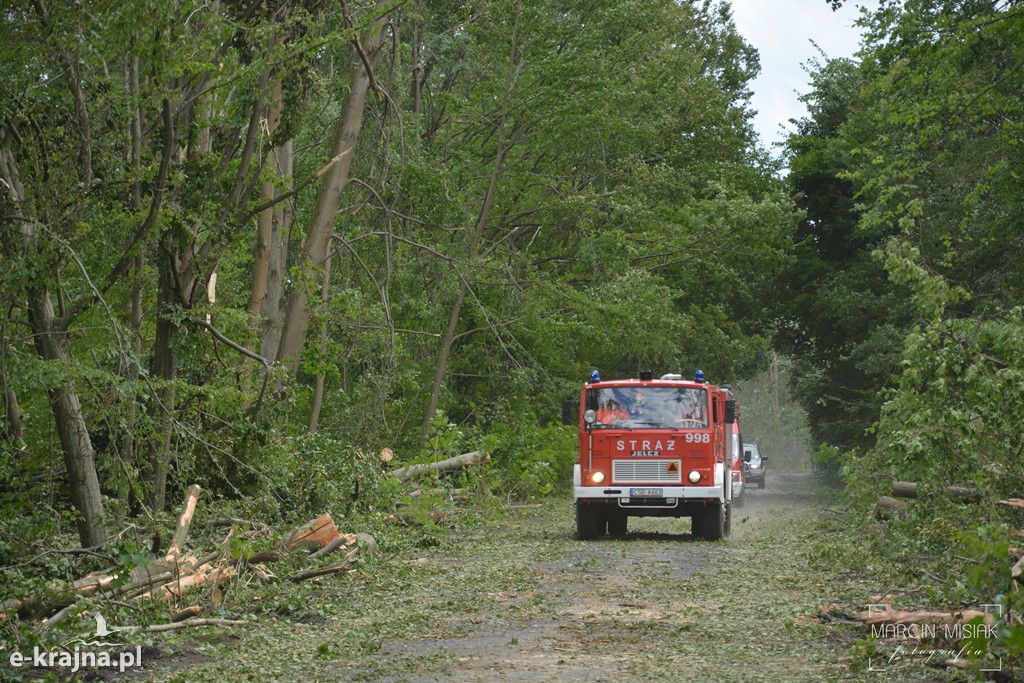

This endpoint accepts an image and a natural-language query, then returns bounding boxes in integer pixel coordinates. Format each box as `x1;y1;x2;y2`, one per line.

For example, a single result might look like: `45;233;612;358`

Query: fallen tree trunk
390;451;489;481
891;481;981;503
308;534;357;560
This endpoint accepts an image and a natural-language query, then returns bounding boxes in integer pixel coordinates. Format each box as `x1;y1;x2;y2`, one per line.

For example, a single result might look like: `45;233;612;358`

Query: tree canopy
0;0;791;547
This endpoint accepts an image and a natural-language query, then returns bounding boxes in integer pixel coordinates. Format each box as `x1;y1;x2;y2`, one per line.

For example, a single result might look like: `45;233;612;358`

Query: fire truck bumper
573;485;724;500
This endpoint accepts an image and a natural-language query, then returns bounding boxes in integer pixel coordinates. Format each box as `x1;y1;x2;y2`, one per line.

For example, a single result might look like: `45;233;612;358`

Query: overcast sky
728;0;865;152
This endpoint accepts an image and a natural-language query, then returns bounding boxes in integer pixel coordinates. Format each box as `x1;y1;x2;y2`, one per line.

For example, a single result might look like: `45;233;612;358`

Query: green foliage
483;419;577;499
786;5;1024;668
0;0;791;579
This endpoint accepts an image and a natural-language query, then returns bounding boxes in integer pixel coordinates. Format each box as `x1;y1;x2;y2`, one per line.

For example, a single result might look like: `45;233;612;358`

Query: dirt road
358;472;847;682
142;472;864;682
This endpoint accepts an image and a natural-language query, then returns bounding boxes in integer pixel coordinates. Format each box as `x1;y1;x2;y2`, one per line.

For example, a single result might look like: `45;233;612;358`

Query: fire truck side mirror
725;399;737;424
562;399;576;426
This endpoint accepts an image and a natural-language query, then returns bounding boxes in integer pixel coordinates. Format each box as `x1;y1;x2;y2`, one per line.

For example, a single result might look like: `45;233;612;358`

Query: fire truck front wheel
576;501;599;540
699;502;728;541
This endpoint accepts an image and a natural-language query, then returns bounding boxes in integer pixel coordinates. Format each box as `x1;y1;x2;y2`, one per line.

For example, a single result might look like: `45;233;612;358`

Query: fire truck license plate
629;488;663;497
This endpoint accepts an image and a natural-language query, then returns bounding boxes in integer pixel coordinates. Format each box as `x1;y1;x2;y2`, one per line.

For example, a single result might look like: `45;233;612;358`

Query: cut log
282;513;342;551
379;447;394;464
167;484;201;559
999;499;1024;510
390;451;490;481
891;481;981;503
891;481;919;499
874;496;909;520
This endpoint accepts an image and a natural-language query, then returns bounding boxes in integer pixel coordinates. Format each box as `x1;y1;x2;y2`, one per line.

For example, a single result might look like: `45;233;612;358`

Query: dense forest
2;0;1024;669
0;0;788;549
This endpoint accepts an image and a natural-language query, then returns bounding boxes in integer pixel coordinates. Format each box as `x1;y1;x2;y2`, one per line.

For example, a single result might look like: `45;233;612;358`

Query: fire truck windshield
587;386;708;430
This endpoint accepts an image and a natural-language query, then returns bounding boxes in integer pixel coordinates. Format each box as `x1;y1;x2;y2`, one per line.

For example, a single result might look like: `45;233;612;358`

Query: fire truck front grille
612;460;682;483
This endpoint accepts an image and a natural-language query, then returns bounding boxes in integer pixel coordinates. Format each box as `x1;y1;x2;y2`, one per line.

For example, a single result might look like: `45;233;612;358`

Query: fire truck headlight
590;470;606;484
688;470;701;484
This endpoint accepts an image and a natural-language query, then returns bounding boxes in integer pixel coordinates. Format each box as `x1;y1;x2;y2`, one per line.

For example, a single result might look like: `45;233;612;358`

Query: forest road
343;471;852;683
138;472;860;682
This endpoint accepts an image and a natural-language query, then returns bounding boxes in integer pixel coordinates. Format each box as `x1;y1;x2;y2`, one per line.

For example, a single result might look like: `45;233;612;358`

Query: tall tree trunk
260;138;292;362
120;54;144;505
247;50;290;380
418;6;520;449
275;7;387;374
27;290;107;547
145;255;177;513
307;252;333;434
1;143;105;547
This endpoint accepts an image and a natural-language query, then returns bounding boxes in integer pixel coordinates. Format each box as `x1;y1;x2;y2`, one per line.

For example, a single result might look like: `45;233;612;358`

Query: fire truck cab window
586;387;708;429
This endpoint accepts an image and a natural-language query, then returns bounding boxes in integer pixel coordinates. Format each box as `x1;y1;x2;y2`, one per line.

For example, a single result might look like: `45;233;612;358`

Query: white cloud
727;0;865;151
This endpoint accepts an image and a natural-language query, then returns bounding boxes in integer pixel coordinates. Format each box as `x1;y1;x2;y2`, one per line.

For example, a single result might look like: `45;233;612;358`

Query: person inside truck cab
677;392;708;426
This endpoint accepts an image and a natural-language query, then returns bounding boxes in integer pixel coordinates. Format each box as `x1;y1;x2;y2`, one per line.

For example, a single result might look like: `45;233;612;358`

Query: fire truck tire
576;502;599;540
608;512;627;537
702;502;727;541
724;501;732;538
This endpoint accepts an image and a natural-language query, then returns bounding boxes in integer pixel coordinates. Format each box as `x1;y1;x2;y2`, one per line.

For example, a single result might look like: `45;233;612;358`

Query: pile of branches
1;485;376;634
2;449;490;635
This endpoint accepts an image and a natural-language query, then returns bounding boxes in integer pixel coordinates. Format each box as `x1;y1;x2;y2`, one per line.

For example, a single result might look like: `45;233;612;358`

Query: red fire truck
572;371;736;540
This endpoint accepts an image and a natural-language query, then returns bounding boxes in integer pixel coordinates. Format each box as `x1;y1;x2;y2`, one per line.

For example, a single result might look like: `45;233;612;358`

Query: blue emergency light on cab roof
590;370;601;383
694;369;705;383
